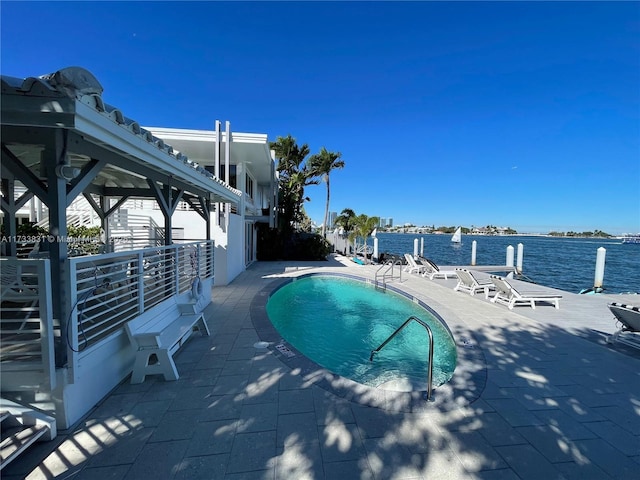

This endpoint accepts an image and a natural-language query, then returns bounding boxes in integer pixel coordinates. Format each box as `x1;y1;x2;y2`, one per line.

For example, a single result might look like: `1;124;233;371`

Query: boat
451;227;462;245
622;234;640;245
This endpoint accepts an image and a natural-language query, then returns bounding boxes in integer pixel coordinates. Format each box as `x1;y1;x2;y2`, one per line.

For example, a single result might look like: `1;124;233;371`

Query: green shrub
256;226;330;261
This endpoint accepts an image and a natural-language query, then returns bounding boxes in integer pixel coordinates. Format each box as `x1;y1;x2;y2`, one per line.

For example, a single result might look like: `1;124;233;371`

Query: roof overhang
1;67;242;205
146;127;275;184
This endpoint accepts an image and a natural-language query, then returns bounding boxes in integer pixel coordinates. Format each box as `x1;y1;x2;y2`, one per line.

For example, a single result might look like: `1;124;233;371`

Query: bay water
368;233;639;295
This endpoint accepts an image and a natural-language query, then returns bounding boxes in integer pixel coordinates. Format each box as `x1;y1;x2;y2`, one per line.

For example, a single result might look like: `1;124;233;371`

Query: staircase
0;399;56;471
33;197;164;250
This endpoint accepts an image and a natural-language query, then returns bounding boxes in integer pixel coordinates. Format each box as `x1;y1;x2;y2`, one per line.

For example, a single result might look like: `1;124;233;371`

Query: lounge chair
403;254;428;275
453;268;495;298
490;275;561;309
419;258;458;280
607;303;640;347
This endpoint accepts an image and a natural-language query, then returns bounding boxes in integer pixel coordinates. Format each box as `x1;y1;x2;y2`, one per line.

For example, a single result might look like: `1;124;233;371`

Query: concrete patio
4;254;640;479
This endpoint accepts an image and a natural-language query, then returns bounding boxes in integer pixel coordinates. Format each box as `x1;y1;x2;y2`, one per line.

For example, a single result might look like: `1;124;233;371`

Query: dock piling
506;245;514;278
594;247;606;291
471;240;477;266
516;243;524;274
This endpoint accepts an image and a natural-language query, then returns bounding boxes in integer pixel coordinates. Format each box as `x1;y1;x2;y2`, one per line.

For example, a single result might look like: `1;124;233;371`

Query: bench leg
130;349;179;384
197;314;210;336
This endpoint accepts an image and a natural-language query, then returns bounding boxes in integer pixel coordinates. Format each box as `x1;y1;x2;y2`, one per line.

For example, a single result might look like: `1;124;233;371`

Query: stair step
0;412;9;423
0;424;48;470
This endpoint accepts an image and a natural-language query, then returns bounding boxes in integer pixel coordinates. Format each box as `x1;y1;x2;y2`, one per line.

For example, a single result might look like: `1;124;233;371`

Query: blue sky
2;1;639;234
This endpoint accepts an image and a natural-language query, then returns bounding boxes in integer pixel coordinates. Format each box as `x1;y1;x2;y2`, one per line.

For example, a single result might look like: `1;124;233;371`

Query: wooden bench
125;300;210;384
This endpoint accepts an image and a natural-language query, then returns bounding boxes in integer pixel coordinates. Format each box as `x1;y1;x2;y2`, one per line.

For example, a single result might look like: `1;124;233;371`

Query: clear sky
2;1;639;234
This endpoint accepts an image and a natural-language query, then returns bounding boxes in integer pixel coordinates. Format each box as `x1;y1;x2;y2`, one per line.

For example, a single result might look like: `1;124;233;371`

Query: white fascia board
147;127;269;147
73;102;241;202
144;127;223;143
230;131;268;145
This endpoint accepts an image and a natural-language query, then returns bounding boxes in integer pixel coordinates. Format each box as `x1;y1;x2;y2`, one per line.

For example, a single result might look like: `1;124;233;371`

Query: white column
373;238;379;261
214;120;221;177
420;237;424;257
413;238;419;258
214;120;221;227
225;121;231;188
225;121;231;231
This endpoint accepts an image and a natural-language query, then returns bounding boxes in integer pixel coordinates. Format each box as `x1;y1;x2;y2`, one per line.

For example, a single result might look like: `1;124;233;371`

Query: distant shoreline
374;231;631;240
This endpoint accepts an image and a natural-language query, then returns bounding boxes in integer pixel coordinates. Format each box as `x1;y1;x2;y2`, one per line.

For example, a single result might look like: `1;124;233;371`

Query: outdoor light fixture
55;165;80;181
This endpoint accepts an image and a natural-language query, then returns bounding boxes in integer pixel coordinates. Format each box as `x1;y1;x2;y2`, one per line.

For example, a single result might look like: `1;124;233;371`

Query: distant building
378;217;393;228
329;211;337;229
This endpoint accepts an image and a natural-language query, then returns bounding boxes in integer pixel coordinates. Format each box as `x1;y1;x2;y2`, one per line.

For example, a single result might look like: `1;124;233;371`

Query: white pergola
1;66;241;368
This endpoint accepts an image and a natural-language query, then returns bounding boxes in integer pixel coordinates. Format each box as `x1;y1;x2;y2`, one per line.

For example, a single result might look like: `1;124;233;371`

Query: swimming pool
266;275;457;391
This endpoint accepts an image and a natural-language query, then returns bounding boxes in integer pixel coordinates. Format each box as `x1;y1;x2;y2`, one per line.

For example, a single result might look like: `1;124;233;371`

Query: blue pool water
266;275;457;390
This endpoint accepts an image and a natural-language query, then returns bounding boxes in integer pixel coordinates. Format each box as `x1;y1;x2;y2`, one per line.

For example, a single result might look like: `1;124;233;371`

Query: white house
146;125;277;285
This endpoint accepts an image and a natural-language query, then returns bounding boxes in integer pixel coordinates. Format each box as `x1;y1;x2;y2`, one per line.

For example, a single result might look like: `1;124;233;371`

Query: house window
245;173;254;200
217;165;237;189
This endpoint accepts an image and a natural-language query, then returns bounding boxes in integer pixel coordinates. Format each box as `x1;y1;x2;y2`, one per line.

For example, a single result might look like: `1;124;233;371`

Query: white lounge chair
403;254;428;275
419;258;458;280
490;275;561;310
454;268;495;298
607;303;640;347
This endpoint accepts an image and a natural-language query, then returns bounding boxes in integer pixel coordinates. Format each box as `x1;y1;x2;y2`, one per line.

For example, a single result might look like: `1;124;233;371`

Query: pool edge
250;273;488;412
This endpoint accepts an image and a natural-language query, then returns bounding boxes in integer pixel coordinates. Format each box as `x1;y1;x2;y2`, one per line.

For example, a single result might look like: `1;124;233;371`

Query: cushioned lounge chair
403;254;428;275
607;303;640;347
453;268;495;298
418;258;458;280
490;275;561;309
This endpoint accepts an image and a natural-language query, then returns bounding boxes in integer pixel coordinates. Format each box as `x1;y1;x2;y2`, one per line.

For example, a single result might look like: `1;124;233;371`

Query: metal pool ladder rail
374;259;403;291
369;315;434;400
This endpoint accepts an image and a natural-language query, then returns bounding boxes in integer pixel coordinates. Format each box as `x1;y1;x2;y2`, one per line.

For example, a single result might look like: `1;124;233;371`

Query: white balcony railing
0;241;214;388
68;241;214;353
0;258;56;391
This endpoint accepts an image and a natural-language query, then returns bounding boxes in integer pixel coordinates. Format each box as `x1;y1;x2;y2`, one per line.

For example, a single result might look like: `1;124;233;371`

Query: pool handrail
374;258;403;291
369;315;434;401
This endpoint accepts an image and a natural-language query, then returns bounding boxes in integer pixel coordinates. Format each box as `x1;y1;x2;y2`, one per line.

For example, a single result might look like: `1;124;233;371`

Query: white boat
622;234;640;245
451;227;462;245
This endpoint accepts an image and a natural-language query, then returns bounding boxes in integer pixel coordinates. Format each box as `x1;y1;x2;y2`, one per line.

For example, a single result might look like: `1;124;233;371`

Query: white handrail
370;315;434;400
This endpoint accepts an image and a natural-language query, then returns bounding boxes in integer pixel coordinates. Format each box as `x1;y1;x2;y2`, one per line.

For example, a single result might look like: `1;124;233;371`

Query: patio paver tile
226;430;277;474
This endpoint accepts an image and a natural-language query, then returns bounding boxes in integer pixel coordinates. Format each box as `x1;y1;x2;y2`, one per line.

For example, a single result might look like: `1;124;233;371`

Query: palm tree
352;214;380;264
308;147;344;237
334;208;356;255
269;135;317;233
